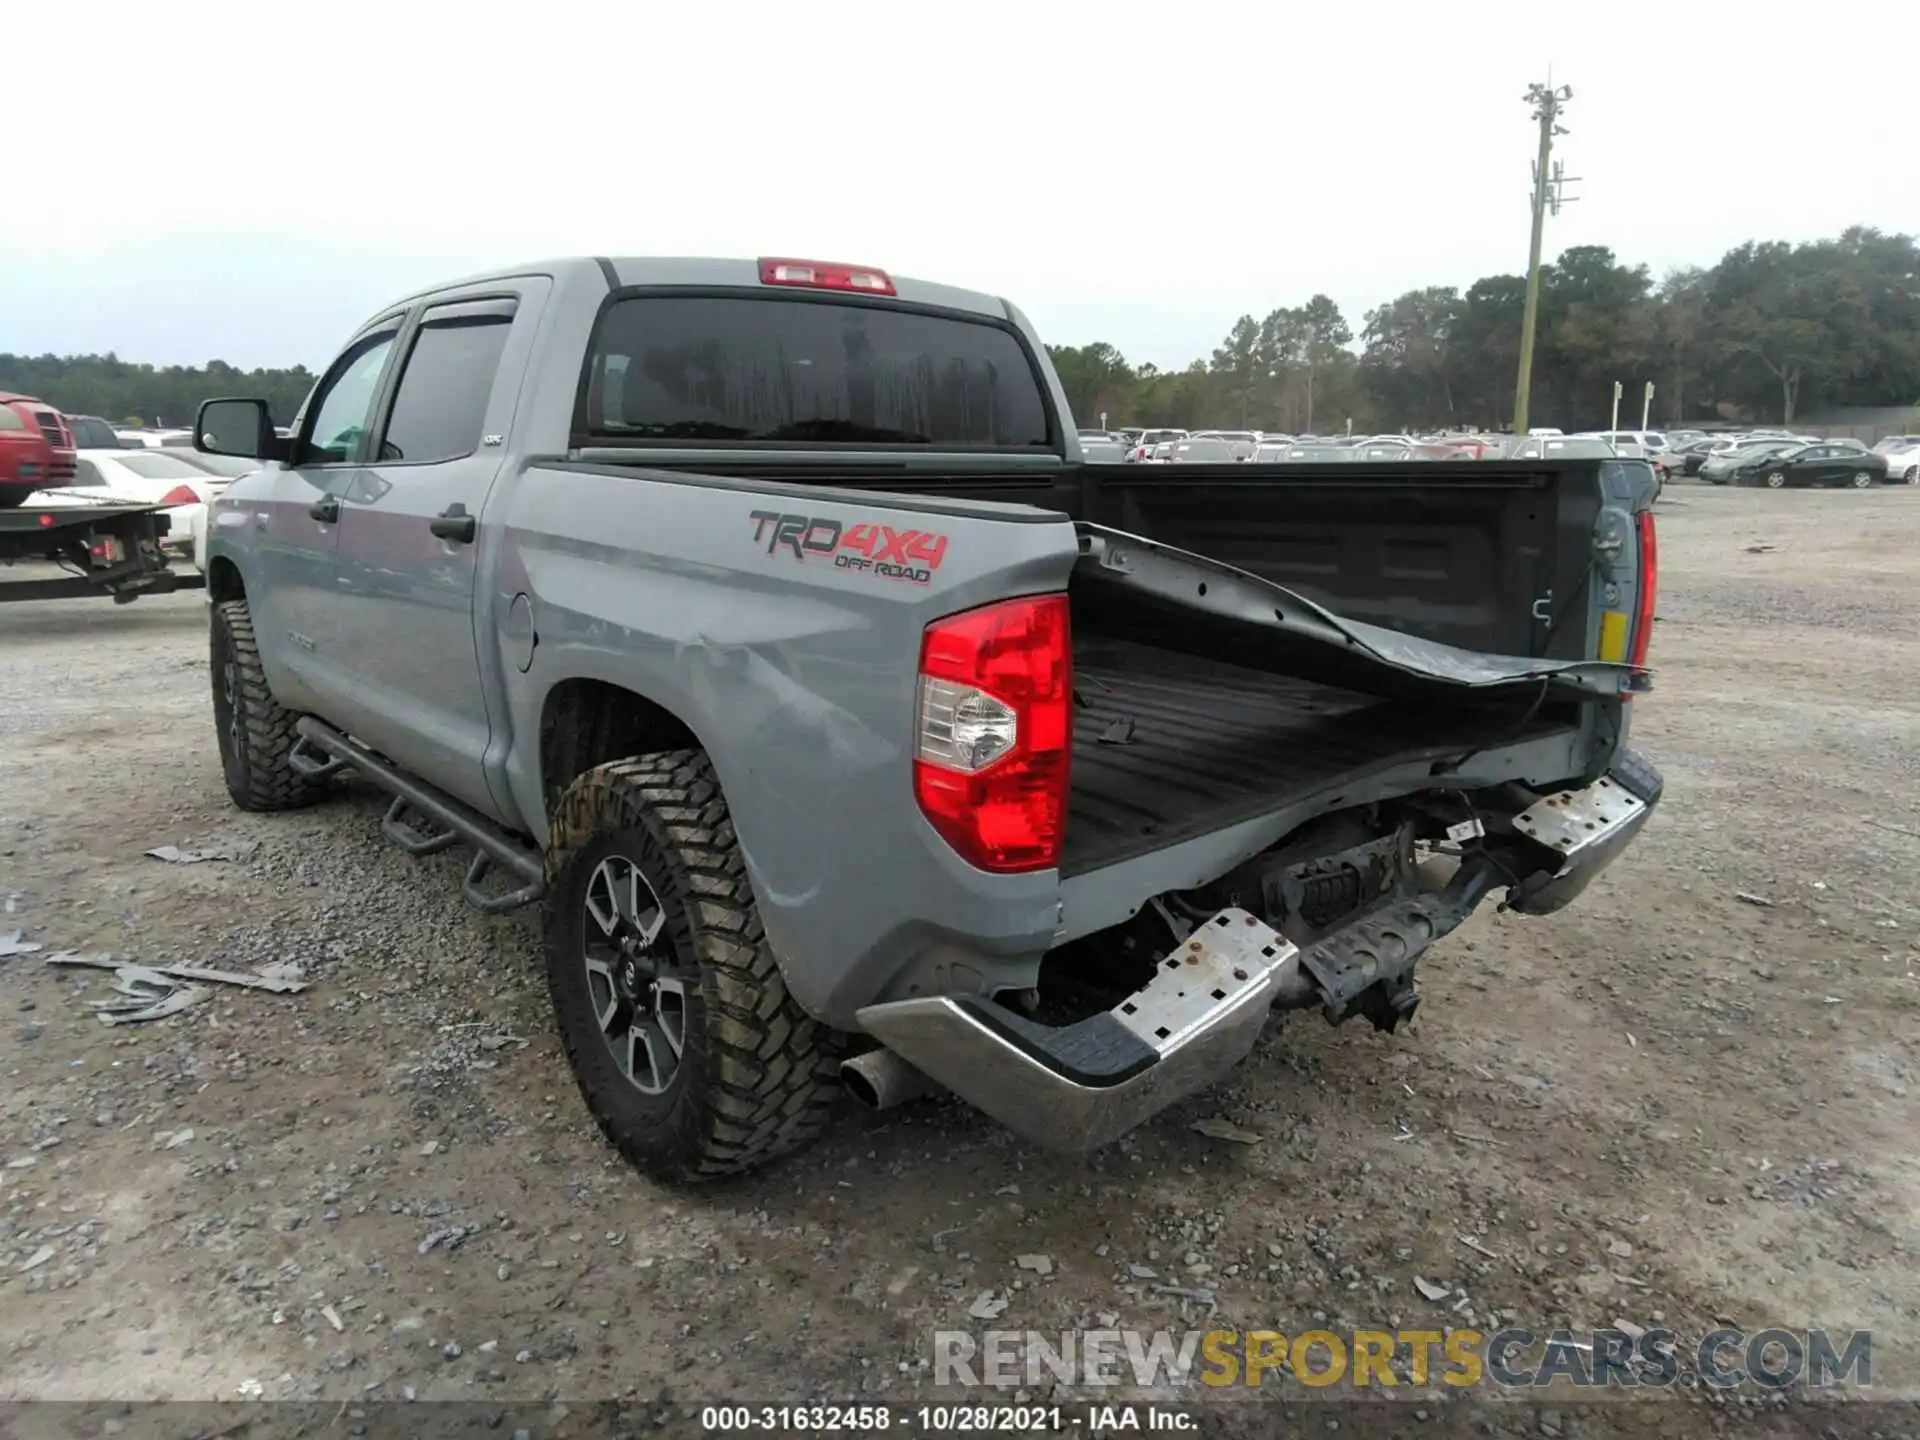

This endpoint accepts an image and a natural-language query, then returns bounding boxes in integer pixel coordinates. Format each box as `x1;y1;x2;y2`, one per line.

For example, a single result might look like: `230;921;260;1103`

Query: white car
1590;430;1669;454
1871;434;1920;483
112;428;195;449
1574;431;1649;460
71;449;239;569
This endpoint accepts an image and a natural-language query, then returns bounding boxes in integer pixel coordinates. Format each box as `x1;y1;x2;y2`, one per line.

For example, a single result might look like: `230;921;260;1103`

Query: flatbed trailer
0;497;205;604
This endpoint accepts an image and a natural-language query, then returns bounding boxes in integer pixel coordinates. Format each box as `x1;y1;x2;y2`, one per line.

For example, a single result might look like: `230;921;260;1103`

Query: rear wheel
542;752;840;1181
1906;466;1918;485
210;598;328;811
1850;470;1874;489
1765;471;1787;489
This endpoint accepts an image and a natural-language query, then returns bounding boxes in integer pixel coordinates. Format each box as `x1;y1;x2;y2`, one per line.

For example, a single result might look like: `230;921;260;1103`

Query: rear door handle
308;495;341;523
429;504;477;544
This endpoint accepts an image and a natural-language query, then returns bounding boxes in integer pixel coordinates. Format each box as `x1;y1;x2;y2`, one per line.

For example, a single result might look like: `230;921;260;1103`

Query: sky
6;0;1917;376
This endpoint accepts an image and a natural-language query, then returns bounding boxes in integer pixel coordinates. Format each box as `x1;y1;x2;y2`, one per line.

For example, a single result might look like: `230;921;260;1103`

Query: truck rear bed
1065;639;1567;875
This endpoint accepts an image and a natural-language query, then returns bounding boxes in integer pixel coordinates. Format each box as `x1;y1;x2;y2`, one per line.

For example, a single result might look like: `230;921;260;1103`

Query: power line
1512;78;1576;435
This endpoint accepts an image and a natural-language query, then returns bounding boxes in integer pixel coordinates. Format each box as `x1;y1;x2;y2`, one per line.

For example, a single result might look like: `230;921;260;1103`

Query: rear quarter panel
493;465;1083;1027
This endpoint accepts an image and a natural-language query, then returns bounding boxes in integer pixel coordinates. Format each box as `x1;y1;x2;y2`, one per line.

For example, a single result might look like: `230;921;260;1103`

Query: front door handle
308;495;341;524
429;503;477;544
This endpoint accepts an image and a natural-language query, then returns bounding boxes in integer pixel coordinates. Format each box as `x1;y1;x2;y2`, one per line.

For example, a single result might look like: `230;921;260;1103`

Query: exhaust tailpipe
841;1047;935;1111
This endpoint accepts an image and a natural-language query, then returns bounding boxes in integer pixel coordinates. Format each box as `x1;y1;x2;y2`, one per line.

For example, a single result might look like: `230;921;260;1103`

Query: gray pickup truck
193;255;1663;1181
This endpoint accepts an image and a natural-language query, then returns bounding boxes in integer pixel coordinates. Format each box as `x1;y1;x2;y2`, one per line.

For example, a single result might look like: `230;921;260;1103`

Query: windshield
111;452;213;480
584;295;1052;448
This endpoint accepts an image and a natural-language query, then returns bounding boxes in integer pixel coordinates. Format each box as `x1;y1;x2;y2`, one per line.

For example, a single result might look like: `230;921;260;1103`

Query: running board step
292;717;546;914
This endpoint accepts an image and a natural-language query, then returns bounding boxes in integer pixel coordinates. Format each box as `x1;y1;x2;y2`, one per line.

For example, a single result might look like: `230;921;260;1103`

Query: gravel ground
1;484;1917;1430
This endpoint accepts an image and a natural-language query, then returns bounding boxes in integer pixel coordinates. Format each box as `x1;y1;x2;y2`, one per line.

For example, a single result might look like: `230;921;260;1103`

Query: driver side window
302;330;398;464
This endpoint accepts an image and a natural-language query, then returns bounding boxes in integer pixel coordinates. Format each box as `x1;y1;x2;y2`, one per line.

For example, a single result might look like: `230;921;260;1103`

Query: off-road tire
210;598;327;812
542;752;840;1181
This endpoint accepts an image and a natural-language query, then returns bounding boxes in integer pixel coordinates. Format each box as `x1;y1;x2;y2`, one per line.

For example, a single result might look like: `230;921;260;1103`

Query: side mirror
196;398;284;461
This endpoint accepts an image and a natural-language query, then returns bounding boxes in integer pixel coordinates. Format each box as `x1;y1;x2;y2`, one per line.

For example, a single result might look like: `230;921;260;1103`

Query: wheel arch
206;555;246;604
537;676;703;817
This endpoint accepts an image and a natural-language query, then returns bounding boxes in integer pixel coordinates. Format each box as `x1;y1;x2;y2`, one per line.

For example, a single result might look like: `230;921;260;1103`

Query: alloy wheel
580;856;687;1096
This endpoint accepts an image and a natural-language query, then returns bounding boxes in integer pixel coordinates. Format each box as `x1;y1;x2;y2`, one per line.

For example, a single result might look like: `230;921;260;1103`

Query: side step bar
288;718;545;914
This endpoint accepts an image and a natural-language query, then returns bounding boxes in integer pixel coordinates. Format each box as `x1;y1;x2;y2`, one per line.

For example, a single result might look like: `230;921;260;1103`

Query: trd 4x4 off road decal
748;510;949;585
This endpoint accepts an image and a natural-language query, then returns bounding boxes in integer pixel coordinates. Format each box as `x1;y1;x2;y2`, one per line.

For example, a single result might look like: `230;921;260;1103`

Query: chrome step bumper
856;909;1300;1152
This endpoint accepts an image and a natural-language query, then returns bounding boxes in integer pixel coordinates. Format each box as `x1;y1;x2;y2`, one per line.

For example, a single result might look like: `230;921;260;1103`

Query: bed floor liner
1064;639;1561;875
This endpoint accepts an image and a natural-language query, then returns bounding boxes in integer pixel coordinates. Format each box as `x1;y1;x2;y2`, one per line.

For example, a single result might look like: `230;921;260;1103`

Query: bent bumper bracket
858;909;1299;1152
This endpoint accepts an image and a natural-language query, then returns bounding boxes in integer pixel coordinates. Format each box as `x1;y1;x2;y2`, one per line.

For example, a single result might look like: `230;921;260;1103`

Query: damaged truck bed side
193;255;1662;1178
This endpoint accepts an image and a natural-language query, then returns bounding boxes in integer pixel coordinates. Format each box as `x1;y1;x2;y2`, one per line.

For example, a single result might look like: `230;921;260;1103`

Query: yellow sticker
1599;610;1629;663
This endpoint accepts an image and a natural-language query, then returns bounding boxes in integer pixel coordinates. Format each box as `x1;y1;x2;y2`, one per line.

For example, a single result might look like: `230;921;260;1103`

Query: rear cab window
580;294;1054;450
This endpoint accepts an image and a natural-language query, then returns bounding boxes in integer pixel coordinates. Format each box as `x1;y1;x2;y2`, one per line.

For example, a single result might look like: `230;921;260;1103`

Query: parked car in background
1591;431;1668;454
114;427;195;449
63;415;126;449
1350;440;1414;461
1078;431;1128;463
1699;439;1800;484
71;448;235;563
1657;437;1720;476
159;447;259;480
1732;443;1888;489
1191;430;1261;460
1574;432;1648;460
1170;437;1241;463
1871;434;1920;483
1508;436;1617;460
0;393;77;507
1275;444;1357;463
1126;428;1187;463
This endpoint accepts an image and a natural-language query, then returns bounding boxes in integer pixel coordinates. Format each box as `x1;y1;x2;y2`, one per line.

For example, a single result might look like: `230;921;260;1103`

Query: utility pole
1512;79;1576;435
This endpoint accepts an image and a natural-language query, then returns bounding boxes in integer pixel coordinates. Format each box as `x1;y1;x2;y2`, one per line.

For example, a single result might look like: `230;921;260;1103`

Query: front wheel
1765;471;1787;489
210;598;329;811
542;752;841;1181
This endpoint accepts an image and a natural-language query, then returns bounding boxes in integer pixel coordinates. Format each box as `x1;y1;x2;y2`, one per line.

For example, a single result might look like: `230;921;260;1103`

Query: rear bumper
857;757;1662;1151
1504;747;1662;916
857;908;1300;1152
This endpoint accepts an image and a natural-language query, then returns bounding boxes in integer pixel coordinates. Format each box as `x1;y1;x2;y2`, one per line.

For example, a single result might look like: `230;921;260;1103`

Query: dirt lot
2;484;1917;1426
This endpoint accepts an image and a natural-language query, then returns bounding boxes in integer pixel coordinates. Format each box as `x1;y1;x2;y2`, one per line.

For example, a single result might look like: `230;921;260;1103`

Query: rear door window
583;295;1052;449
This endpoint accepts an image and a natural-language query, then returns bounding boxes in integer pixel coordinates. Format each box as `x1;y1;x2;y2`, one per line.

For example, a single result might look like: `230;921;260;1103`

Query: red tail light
913;594;1072;873
1627;510;1658;674
759;257;896;297
157;486;200;507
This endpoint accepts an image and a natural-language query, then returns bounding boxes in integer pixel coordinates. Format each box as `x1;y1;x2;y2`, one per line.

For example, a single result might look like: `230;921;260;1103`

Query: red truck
0;393;77;507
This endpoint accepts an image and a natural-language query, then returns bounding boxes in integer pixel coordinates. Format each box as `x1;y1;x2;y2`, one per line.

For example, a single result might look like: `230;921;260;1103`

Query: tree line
1049;226;1920;434
6;226;1915;437
0;354;315;430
